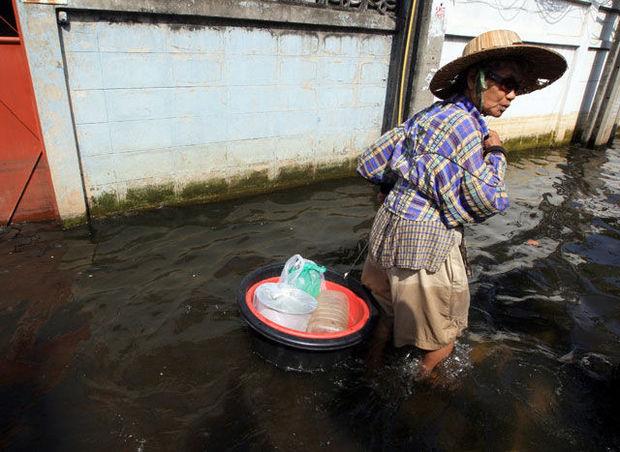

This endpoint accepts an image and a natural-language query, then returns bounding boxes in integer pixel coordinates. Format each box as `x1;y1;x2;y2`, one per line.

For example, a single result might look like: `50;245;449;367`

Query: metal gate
0;0;57;225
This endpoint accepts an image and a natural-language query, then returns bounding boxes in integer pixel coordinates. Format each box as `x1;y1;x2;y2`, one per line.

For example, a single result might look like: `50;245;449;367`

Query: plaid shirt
357;94;508;226
358;94;508;271
368;205;457;273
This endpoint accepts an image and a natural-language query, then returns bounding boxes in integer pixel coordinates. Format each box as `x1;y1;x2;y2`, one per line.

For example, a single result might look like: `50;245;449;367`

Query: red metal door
0;0;58;225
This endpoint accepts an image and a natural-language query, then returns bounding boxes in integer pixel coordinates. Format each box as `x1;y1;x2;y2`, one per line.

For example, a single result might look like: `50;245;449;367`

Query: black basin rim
238;263;378;351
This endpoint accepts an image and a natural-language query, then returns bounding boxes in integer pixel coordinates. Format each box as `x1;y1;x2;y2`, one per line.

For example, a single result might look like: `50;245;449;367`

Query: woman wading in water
358;30;567;375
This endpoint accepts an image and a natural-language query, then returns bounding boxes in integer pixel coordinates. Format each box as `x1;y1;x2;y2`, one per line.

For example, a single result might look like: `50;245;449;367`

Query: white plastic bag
279;254;326;297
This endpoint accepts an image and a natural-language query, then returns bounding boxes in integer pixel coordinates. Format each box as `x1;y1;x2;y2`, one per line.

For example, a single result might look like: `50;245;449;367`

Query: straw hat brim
430;44;567;99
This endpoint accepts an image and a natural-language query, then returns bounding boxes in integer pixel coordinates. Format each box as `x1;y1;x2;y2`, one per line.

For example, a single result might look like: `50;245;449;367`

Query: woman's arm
456;129;509;220
427;117;509;223
356;126;405;185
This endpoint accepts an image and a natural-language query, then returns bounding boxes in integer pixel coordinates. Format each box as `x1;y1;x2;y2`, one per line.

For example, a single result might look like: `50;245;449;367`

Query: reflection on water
1;144;619;450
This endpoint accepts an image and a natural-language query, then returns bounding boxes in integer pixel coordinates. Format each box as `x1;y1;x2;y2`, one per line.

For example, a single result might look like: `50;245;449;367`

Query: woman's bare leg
420;341;454;375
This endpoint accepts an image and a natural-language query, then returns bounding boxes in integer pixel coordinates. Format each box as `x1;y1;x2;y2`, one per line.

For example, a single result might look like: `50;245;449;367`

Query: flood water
1;143;619;451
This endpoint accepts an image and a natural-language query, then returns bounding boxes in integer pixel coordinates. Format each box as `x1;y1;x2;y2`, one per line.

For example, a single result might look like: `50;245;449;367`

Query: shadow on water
1;144;619;450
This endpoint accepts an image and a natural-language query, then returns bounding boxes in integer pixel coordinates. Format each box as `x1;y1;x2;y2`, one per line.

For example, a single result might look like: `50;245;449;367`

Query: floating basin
238;263;378;352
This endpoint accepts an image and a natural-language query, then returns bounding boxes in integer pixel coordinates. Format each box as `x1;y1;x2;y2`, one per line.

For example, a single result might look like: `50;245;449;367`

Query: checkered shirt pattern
357;94;508;227
358;94;508;271
369;205;457;273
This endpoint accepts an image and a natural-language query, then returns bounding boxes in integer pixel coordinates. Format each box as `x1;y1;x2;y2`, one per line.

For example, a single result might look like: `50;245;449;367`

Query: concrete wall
62;14;391;212
17;2;88;224
17;0;395;223
16;0;620;224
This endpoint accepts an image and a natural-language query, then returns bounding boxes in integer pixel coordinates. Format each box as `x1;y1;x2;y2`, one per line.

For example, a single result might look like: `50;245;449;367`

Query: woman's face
468;61;523;117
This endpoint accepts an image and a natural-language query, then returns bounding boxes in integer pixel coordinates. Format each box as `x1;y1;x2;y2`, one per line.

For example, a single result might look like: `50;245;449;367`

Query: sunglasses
486;70;521;94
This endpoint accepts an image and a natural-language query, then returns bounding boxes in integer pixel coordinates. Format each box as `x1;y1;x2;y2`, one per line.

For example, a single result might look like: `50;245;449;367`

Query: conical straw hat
430;30;567;99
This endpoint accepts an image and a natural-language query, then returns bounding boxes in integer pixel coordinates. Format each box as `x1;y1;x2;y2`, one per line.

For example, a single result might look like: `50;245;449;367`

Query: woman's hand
484;129;502;148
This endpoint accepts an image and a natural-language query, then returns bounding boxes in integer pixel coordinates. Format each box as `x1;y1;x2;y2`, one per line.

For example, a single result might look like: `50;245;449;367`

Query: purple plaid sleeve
358;94;510;227
356;126;405;185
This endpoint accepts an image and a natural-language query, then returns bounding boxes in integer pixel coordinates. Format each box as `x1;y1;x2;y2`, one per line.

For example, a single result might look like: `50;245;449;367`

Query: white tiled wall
62;21;392;199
